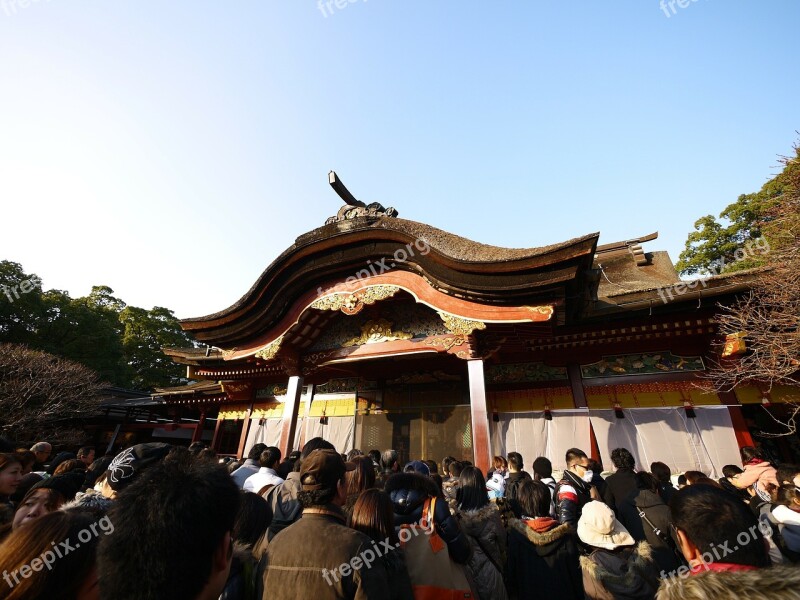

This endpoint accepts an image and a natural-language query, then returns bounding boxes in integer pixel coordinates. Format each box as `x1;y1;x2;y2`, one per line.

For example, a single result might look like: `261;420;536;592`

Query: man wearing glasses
555;448;596;526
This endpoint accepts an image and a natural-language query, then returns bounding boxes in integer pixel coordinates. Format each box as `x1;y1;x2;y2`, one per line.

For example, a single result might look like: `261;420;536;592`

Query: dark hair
587;459;604;473
233;492;272;547
635;472;659;494
0;453;22;474
423;460;438;476
276;458;296;480
301;438;335;461
368;449;381;465
650;461;672;484
259;447;282;470
45;452;76;475
0;510;101;599
77;446;94;458
247;443;268;461
14;451;35;472
449;461;464;478
670;484;769;568
298;487;337;508
565;448;587;467
98;455;239;600
610;448;636;470
345;456;376;497
430;473;444;496
381;449;399;472
346;449;364;461
532;456;552;479
517;479;551;518
722;464;744;479
493;456;508;471
684;471;707;485
677;474;687;486
740;446;763;464
53;459;85;476
188;441;207;456
350;489;399;546
776;464;800;485
507;452;524;471
442;456;456;475
776;484;800;508
456;466;489;511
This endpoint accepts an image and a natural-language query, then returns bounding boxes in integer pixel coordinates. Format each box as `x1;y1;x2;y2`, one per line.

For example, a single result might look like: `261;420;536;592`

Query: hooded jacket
617;489;682;574
735;461;779;500
655;564;800;600
385;472;471;564
457;504;508;600
580;541;659;600
506;517;583;600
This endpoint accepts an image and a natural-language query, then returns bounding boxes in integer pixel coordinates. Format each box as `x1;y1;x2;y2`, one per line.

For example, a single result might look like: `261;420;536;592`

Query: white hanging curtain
243;418;283;453
304;416;355;454
492;410;591;472
588;407;740;479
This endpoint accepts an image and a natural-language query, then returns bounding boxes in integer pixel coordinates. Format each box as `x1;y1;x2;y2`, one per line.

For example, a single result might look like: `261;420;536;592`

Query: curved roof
181;215;599;346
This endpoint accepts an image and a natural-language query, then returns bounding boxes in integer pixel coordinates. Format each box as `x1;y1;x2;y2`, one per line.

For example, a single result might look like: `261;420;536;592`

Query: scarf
522;516;558;533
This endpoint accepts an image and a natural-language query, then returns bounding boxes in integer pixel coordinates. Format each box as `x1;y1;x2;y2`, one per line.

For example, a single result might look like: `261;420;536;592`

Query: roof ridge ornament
325;171;398;224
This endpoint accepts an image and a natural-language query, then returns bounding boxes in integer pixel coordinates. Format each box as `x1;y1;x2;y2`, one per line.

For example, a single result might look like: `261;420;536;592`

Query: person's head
610;448;636;471
449;460;464;478
493;456;508;474
14;451;35;475
776;464;800;487
45;451;76;475
107;443;172;493
345;456;376;497
507;452;523;473
684;470;707;485
381;449;399;473
77;446;96;467
350;489;399;547
722;464;744;480
368;449;381;467
12;487;65;530
300;438;335;468
650;461;672;484
198;448;217;462
677;474;687;488
247;443;268;462
565;448;591;480
346;448;364;461
298;449;354;508
577;501;635;550
634;471;659;494
669;484;770;569
30;442;51;464
98;454;240;600
532;456;552;481
442;456;456;477
53;459;86;476
423;460;438;476
517;479;551;518
776;484;800;511
187;441;207;456
0;453;23;497
233;491;272;547
740;446;763;464
227;460;242;474
404;461;431;476
456;466;489;511
0;509;105;599
259;447;282;470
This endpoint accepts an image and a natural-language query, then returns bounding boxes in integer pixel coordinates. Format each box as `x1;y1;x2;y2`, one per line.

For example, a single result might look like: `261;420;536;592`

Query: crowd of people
0;434;799;599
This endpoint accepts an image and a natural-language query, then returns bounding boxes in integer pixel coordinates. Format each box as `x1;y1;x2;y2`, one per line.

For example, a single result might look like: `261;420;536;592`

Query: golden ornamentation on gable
310;285;401;315
254;335;285;360
424;335;466;352
342;318;413;347
525;305;555;319
438;312;486;336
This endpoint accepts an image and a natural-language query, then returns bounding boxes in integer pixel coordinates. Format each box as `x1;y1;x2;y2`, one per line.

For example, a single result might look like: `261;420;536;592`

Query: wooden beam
298;383;316;449
236;399;255;460
279;375;304;456
567;363;588;408
192;409;207;443
467;359;491;475
211;417;224;451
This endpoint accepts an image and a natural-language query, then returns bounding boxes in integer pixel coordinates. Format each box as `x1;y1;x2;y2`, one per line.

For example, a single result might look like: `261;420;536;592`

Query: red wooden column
467;359;492;475
279;375;304;456
297;383;316;450
191;409;207;443
210;416;224;451
719;390;754;450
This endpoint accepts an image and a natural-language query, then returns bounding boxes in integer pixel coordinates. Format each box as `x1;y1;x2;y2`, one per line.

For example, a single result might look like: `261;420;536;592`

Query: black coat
617;489;682;575
506;518;583;600
603;468;638;515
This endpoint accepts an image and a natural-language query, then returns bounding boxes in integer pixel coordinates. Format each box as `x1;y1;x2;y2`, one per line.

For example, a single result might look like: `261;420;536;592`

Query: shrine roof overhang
180;216;599;347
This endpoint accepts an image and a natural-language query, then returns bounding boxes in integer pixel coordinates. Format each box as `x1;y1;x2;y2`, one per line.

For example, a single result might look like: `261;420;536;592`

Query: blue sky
1;0;797;318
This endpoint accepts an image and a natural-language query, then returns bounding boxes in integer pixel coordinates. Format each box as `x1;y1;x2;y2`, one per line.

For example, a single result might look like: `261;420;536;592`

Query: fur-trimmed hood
508;517;574;547
655;565;800;600
581;541;658;599
458;503;499;529
385;472;440;516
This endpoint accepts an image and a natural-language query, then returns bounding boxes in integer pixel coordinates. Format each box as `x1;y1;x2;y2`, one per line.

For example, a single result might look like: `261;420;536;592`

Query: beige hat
577;501;635;550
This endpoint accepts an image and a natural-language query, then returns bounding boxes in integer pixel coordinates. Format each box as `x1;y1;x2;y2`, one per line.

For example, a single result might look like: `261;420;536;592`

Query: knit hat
404;461;431;476
30;471;85;501
577;501;635;550
107;443;172;492
300;449;355;491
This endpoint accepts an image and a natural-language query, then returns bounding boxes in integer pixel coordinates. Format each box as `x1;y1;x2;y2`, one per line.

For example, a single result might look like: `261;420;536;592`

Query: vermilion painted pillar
236;400;255;459
191;409;207;443
467;359;491;475
279;375;304;456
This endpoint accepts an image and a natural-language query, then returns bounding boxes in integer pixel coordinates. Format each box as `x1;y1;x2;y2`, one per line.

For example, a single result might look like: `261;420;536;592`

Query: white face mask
581;469;594;483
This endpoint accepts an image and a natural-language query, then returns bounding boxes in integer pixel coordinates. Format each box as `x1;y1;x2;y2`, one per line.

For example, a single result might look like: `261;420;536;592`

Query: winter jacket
457;504;508;600
617;489;682;575
556;470;593;527
386;472;471;564
735;461;779;501
580;542;659;600
772;505;800;553
655;564;800;600
221;543;258;600
603;468;638;516
263;471;302;541
506;517;583;600
505;471;532;504
259;504;390;600
656;483;676;506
